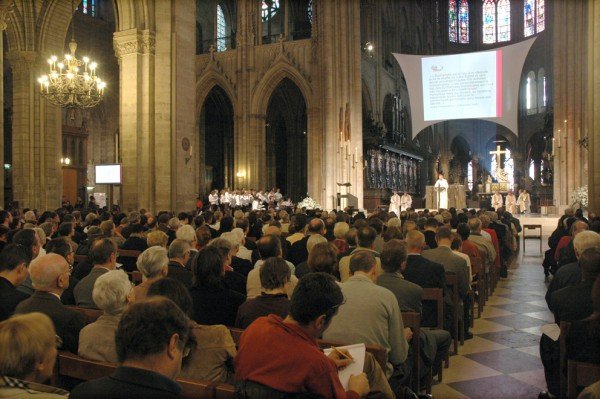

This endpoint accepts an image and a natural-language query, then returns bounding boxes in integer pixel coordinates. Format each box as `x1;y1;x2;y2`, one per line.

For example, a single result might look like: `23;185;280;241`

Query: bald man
15;253;85;353
288;218;326;266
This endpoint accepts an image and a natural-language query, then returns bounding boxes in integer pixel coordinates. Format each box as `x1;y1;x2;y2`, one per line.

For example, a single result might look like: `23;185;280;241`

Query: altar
425;184;466;210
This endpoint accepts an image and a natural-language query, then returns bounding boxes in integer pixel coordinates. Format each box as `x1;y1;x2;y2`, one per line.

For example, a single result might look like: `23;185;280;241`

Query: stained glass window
458;0;469;43
529;160;535;179
308;0;313;23
467;160;474;191
497;0;510;42
449;0;458;43
216;4;227;52
262;0;280;22
81;0;97;17
482;0;496;44
536;0;545;33
524;0;535;37
526;71;537;114
537;68;546;110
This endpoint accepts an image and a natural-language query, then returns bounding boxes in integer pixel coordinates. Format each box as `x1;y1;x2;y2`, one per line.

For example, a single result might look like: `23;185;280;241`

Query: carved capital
113;29;155;59
0;0;14;31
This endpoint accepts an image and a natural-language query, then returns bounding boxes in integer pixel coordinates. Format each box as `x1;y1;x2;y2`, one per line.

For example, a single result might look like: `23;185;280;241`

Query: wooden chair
401;311;426;394
568;360;600;399
421;288;449;369
65;305;103;324
178;378;216;399
522;224;543;254
117;248;142;258
214;383;237;399
445;273;462;353
560;321;571;398
470;257;485;319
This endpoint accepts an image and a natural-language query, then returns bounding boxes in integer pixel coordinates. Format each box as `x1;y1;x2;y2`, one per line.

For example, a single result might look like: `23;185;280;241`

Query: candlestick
552;138;555;157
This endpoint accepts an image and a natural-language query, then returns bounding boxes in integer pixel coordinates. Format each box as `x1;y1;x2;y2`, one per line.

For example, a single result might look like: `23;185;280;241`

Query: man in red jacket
234;272;370;398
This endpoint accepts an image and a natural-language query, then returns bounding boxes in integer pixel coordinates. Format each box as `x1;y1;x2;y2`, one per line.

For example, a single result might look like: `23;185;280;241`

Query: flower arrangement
297;197;322;210
571;185;588;209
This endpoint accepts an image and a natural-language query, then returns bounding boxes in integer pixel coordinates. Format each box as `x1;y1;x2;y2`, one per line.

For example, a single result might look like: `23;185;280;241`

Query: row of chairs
559;322;600;398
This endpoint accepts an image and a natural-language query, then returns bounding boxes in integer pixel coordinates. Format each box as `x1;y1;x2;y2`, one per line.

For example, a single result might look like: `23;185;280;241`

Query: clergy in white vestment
400;192;412;211
434;173;449;210
389;191;401;216
208;190;220;207
492;191;503;210
505;191;517;214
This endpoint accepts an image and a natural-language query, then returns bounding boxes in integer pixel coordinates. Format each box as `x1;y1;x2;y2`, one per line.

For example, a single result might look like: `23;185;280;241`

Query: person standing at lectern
400;192;412;212
492;191;503;210
434;173;449;210
389;191;401;217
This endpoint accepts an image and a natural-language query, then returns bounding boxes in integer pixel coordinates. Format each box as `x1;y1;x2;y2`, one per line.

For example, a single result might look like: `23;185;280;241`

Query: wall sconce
61;157;71;166
362;41;374;55
236;171;246;178
3;163;10;170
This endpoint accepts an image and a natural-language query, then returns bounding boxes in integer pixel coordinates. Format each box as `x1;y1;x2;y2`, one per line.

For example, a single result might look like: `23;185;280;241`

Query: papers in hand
541;323;560;341
323;343;366;390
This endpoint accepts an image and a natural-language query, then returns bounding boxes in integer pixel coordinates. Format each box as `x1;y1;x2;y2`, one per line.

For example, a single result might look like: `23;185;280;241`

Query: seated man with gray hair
79;270;134;363
132;246;169;301
247;235;298;299
167;239;193;288
209;238;247;295
220;231;253;277
15;254;85;353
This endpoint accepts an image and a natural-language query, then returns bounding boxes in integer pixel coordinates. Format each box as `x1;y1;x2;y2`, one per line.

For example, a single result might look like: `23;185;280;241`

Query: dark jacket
545;261;581;308
70;366;182;399
550;280;595;324
189;281;245;327
288;236;310;266
167;261;193;288
15;291;85;353
120;236;148;272
232;256;253;278
0;277;30;321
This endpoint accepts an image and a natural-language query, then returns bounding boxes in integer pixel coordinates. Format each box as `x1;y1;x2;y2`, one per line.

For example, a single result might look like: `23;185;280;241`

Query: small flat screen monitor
95;164;122;185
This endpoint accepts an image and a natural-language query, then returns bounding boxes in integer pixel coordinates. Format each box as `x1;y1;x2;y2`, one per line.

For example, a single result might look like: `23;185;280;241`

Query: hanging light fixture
37;0;105;109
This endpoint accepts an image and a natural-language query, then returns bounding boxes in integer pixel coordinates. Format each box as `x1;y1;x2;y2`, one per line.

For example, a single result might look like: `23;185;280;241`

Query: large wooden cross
489;144;508;168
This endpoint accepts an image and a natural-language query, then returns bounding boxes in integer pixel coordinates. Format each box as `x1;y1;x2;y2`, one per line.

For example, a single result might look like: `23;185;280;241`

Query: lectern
337;182;357;209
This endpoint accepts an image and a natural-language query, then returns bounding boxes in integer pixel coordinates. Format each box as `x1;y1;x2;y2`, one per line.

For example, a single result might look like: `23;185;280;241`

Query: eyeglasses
55;335;63;349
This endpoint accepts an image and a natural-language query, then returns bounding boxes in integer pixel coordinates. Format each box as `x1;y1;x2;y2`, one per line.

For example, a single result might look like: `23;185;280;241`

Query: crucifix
489;144;508;170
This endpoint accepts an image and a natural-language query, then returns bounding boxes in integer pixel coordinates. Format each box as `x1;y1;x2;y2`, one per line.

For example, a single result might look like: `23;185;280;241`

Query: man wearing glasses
14;253;85;353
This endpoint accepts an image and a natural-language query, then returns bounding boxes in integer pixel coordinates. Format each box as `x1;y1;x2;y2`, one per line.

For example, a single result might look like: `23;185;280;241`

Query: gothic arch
196;71;238;118
113;0;154;31
252;61;312;116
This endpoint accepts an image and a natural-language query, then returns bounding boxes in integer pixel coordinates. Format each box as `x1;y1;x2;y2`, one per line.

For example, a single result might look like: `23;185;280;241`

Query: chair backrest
568;360;600;399
445;272;459;303
65;305;103;324
401;311;421;393
178;378;216;399
470;256;482;277
214;383;237;399
421;288;444;329
560;321;572;398
74;254;88;265
117;248;141;258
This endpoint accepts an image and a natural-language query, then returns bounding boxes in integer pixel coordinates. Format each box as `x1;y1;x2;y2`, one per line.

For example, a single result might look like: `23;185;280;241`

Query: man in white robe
492;191;503;210
434;173;449;210
389;191;401;216
505;191;517;214
400;192;412;211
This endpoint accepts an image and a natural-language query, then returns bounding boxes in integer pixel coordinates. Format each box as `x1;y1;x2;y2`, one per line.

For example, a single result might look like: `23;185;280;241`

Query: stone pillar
587;0;600;213
314;0;363;209
553;0;588;212
0;1;12;209
7;50;62;210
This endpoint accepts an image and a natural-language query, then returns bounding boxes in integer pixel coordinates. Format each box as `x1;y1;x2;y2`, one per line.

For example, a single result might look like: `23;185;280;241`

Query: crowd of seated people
0;203;598;398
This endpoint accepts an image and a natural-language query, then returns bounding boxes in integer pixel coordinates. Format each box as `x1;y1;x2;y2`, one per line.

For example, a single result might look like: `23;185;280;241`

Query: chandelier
37;4;105;109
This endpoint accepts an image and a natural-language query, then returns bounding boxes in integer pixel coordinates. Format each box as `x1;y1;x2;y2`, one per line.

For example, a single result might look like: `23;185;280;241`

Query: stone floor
431;220;551;398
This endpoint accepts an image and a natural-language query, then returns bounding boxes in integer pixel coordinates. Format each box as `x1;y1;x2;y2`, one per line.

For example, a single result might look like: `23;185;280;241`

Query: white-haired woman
78;270;134;363
132;246;169;301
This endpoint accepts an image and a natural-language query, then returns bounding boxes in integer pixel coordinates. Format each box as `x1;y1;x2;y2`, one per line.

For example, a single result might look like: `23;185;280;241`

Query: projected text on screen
422;51;501;121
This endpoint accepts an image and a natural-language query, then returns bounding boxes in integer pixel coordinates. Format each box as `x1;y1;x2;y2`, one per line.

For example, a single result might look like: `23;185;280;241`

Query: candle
577;127;580;140
552;138;555;156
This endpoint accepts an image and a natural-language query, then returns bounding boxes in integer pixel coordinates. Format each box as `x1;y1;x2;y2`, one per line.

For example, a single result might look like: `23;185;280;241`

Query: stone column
587;0;600;213
114;29;156;212
0;1;12;209
7;50;62;210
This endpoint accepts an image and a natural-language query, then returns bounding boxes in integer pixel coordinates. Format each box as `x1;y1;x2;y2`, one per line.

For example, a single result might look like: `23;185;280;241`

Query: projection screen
393;37;536;139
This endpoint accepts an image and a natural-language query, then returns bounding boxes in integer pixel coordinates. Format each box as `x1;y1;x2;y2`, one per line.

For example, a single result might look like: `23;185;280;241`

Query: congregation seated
545;231;600;308
422;227;472;338
74;238;118;309
236;257;291;329
295;234;328;279
132;246;169;302
423;217;439;249
288;218;326;266
338;226;383;282
332;222;350;255
305;241;340;280
78;270;133;363
147;278;237;383
247;235;298;299
189;246;245;327
323;251;411;394
70;297;193;399
72;227;104;280
0;312;68;398
539;248;600;398
45;238;79;306
466;217;496;268
166;239;193;288
146;229;168;249
13;229;42;296
234;273;370;398
220;231;254;277
119;223;148;272
0;244;31;321
15;254;85;353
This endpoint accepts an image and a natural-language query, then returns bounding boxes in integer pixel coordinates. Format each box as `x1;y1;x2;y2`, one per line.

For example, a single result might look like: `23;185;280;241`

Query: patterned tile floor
431;217;553;398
